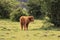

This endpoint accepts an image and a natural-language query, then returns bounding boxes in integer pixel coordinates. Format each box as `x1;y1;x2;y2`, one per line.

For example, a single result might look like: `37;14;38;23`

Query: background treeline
0;0;60;27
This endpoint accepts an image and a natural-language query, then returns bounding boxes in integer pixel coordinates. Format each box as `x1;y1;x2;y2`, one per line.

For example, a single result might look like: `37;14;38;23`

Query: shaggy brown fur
19;16;34;30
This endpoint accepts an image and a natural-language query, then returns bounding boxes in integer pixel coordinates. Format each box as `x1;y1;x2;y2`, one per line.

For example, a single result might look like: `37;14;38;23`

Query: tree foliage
50;0;60;26
10;7;29;21
44;0;60;27
0;0;19;18
27;0;42;19
27;0;60;27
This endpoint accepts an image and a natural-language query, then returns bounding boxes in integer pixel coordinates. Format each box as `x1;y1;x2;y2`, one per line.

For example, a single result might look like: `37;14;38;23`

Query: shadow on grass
31;26;60;31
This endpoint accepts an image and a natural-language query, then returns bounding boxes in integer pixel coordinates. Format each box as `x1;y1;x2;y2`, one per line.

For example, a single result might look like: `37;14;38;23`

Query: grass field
0;19;60;40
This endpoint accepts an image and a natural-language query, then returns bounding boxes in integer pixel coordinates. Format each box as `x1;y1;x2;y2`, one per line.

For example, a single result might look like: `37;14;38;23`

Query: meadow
0;19;60;40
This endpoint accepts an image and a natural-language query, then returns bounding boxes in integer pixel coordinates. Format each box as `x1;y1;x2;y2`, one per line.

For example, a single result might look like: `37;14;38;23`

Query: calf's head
28;16;34;22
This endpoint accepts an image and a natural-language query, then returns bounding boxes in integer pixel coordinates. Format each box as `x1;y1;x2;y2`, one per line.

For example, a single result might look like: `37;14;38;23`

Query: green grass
0;19;60;40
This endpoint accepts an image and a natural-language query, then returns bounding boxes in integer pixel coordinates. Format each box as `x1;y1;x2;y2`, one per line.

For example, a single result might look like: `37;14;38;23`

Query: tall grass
0;19;60;40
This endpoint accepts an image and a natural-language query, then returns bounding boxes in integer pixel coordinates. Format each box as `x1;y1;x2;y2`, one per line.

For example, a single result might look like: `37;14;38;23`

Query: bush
0;0;19;18
27;0;42;19
50;1;60;27
10;8;29;21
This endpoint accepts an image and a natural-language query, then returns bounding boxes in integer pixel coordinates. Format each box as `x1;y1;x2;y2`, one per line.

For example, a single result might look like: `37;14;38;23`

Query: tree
44;0;60;27
0;0;19;18
27;0;42;19
50;0;60;27
10;7;29;21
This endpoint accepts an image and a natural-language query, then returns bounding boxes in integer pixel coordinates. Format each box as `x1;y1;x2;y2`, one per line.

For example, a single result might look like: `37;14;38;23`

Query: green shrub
49;1;60;27
0;0;19;18
10;8;29;21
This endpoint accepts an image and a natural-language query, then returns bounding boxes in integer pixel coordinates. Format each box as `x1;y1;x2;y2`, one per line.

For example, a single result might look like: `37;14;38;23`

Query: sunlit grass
0;19;60;40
